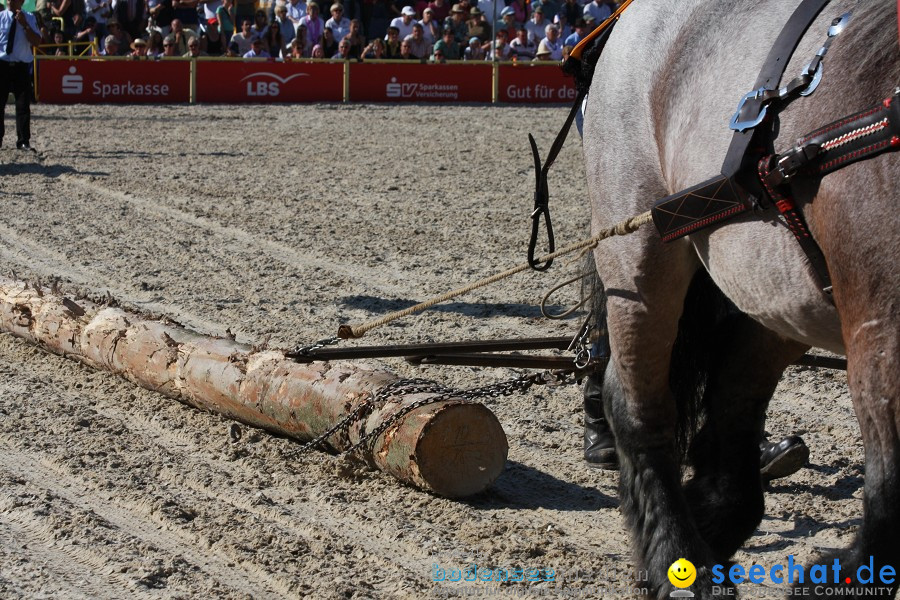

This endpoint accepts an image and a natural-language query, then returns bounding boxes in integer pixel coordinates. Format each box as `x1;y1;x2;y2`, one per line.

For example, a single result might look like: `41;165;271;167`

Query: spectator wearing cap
383;25;401;57
129;36;148;57
508;25;534;60
274;6;295;46
325;3;349;41
462;35;483;59
298;2;325;46
201;18;226;54
230;18;257;55
563;17;586;46
530;0;558;22
487;28;509;59
310;42;324;57
387;5;416;40
476;0;500;23
85;0;113;38
534;43;552;60
342;18;364;58
536;22;561;59
418;7;438;44
426;0;449;23
465;6;490;43
583;0;612;26
494;6;515;40
442;3;466;43
525;6;546;44
403;22;430;59
507;0;525;24
243;36;270;56
431;26;458;59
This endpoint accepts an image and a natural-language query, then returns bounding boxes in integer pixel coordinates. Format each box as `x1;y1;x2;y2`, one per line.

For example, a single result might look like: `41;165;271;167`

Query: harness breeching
530;0;900;297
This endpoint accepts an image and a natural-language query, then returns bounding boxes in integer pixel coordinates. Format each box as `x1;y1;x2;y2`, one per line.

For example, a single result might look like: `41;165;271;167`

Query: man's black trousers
0;61;32;148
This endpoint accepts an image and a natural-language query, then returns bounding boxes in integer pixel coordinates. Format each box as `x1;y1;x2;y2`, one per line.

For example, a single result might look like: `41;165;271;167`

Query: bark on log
0;278;508;498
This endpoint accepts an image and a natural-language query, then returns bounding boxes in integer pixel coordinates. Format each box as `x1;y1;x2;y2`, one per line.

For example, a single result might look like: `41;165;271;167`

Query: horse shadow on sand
461;461;616;512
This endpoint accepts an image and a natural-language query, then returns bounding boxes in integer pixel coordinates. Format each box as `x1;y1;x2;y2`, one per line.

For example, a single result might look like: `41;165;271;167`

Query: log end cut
414;403;508;499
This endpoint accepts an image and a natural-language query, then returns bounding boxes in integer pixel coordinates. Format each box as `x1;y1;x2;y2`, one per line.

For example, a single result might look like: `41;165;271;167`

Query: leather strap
527;90;587;271
721;0;832;177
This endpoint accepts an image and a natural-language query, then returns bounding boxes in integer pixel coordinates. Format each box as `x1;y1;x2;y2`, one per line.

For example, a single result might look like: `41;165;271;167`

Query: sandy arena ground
0;104;862;599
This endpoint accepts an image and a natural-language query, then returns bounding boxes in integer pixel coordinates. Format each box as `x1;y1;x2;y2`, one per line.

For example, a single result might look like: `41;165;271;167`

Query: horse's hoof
760;435;809;481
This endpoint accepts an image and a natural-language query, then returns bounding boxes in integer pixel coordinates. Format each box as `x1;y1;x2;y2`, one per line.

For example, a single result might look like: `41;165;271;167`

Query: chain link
296;370;581;458
289;336;341;358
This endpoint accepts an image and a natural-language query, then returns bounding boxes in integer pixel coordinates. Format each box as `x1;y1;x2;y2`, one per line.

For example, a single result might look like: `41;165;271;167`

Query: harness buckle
729;88;770;132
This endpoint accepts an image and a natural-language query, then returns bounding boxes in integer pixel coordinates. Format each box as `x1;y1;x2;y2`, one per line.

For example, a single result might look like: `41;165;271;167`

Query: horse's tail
583;258;730;461
668;268;732;460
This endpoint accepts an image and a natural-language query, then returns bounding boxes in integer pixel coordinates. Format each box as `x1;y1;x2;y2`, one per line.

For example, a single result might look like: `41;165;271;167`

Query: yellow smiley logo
668;558;696;588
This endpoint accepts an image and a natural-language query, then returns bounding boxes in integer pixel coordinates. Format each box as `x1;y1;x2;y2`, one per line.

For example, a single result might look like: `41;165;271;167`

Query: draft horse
582;0;899;597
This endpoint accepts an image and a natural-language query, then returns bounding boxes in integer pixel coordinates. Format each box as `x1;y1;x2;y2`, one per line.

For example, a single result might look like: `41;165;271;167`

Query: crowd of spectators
27;0;619;61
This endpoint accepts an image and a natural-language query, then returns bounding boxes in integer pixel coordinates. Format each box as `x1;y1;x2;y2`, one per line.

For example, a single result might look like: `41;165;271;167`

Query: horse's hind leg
684;311;808;562
597;237;725;598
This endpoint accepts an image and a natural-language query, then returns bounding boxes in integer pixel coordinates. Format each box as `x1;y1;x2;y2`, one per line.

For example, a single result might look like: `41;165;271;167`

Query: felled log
0;277;508;498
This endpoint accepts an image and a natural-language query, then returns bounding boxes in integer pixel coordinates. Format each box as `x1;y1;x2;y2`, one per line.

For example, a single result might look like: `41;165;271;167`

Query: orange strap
570;0;634;60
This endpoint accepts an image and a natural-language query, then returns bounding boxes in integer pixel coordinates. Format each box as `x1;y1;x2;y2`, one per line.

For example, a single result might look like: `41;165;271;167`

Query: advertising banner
497;63;577;104
195;60;344;103
38;59;190;104
349;63;492;103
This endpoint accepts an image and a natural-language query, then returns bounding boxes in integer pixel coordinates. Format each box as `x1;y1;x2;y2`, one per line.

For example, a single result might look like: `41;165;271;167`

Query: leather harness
530;0;900;296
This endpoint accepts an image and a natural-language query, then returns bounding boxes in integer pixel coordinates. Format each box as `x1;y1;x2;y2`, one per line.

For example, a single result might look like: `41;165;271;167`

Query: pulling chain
297;370;580;458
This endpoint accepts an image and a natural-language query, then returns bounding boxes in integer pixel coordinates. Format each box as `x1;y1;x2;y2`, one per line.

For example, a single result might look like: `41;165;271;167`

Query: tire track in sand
0;512;147;600
0;221;231;336
59;175;421;299
0;444;282;599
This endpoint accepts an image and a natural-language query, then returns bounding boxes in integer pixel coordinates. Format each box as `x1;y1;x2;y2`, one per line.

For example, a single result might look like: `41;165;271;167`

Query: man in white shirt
388;5;416;40
536;23;561;60
325;3;349;41
0;0;42;151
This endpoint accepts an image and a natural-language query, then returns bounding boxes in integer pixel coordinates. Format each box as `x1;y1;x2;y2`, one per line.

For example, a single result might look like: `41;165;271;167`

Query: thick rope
337;210;654;339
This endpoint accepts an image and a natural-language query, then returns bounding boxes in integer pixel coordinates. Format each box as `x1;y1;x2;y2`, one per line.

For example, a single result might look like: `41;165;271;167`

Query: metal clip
568;311;594;370
729;88;770;132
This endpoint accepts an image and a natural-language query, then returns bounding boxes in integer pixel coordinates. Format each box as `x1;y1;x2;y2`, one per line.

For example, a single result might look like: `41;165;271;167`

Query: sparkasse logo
62;66;83;94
